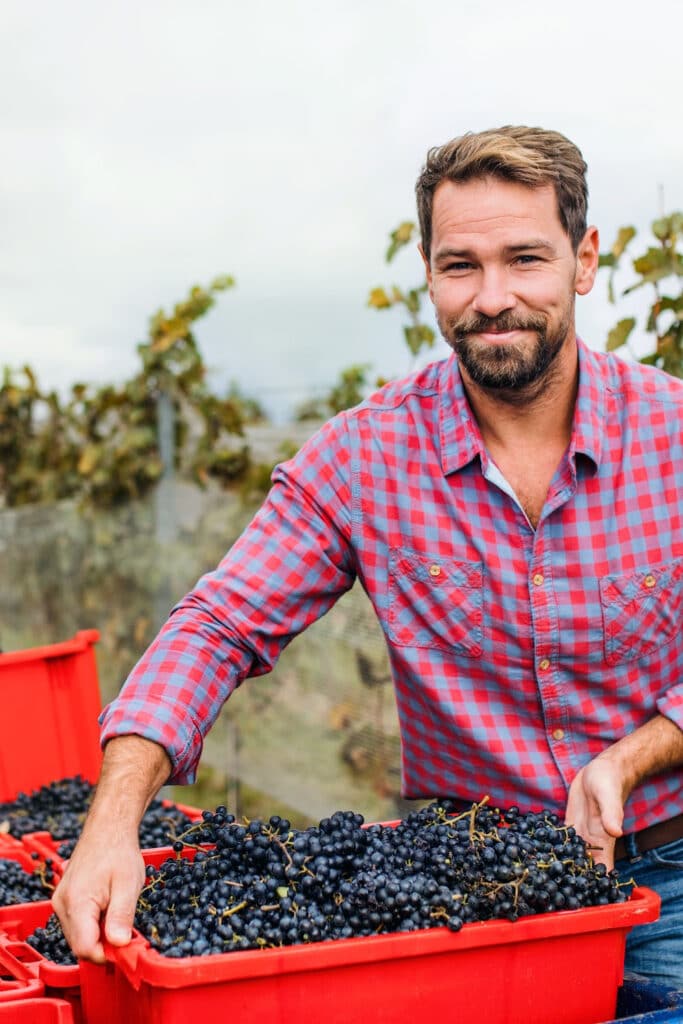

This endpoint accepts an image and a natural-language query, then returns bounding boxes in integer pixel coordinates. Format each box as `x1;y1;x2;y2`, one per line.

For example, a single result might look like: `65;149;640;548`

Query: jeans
617;833;683;987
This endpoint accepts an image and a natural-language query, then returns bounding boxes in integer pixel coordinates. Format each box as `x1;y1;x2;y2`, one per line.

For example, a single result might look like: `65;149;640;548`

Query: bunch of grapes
131;799;630;959
0;855;55;906
0;776;194;853
27;912;78;965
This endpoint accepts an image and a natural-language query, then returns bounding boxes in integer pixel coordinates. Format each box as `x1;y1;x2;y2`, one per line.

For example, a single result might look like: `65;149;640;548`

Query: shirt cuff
656;693;683;734
98;699;204;785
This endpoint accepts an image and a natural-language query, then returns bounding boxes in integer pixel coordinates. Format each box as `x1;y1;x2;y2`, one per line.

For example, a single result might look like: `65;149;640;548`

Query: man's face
421;177;598;396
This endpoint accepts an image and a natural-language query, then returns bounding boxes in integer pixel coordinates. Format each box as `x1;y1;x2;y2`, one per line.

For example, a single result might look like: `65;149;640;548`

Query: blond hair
416;126;588;257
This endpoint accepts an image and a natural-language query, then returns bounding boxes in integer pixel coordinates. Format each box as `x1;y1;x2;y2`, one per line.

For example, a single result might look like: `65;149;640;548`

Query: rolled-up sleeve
99;414;357;783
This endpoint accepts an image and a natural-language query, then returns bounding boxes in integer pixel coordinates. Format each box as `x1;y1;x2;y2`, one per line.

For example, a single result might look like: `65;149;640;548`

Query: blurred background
1;0;681;824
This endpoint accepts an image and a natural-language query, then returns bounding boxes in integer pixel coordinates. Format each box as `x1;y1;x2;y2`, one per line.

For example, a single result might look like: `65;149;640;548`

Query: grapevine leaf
611;226;636;259
386;221;417;263
367;287;393;309
606;317;636;352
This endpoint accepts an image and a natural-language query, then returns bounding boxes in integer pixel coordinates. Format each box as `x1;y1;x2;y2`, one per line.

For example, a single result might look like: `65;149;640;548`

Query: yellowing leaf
611;226;636;259
367;287;393;309
606;317;636;352
77;443;101;476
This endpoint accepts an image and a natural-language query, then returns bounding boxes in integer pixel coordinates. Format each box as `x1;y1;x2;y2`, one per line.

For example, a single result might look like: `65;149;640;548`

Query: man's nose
471;269;515;318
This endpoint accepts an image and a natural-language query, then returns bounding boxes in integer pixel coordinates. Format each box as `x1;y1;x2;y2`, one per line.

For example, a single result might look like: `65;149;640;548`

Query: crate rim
105;884;660;991
0;631;99;667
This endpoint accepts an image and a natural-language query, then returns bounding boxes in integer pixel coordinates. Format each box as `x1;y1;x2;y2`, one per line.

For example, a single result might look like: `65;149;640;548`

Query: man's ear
575;226;599;296
419;243;434;302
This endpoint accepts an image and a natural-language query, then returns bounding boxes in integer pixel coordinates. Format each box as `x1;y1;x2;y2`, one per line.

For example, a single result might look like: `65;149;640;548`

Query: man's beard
439;306;573;399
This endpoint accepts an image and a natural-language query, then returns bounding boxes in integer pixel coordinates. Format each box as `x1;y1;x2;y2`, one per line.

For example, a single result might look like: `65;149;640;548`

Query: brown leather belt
614;812;683;862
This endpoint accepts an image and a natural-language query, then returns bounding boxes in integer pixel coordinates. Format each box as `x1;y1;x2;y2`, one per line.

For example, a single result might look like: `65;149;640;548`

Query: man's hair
416;126;588;258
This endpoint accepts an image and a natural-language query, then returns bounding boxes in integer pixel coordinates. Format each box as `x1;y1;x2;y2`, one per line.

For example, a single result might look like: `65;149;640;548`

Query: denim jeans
617;833;683;987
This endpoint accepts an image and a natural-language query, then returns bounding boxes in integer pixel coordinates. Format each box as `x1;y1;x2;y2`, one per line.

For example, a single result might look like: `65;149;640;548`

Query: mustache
449;312;547;335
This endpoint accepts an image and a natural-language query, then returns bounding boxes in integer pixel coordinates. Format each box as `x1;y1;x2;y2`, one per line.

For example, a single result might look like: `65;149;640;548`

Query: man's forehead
431;178;562;239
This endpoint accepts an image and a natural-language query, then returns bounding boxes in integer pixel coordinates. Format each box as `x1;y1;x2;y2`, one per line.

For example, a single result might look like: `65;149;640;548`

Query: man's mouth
468;328;529;343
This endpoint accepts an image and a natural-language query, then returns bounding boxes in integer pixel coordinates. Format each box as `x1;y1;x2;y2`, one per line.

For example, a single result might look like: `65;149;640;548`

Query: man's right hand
52;827;145;963
52;734;172;963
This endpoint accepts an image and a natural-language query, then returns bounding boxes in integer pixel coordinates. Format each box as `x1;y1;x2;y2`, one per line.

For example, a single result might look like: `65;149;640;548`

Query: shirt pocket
600;558;683;665
388;548;483;656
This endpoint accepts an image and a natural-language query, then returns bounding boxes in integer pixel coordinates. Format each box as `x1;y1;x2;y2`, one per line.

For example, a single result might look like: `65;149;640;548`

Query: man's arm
54;417;357;961
565;713;683;870
52;735;171;963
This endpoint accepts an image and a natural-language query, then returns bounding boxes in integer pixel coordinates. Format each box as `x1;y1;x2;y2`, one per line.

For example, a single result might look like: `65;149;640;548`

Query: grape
134;799;631;958
0;776;195;853
0;855;55;906
27;913;77;965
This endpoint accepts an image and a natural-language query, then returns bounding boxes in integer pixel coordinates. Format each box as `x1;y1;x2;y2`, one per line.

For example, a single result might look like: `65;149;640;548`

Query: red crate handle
0;938;37;984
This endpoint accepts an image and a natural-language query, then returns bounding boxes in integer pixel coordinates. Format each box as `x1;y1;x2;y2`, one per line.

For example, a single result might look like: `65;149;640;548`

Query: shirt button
552;728;565;741
429;564;441;577
539;658;550;671
532;573;544;586
644;574;656;588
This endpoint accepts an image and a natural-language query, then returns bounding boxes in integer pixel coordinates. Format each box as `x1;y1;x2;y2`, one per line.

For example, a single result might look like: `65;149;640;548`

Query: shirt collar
571;338;606;469
438;338;606;477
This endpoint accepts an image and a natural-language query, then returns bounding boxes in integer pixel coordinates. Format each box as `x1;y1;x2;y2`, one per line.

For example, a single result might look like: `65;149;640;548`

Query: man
55;126;683;983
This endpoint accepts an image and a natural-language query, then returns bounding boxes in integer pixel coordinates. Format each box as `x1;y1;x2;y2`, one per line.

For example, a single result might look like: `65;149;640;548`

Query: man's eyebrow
434;239;557;262
504;239;557;254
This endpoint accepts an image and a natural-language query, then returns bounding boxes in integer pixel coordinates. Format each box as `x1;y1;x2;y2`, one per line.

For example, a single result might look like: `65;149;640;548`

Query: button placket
529;541;570;770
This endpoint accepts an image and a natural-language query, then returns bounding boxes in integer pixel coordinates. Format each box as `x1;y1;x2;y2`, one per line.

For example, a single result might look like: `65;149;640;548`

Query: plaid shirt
101;339;683;832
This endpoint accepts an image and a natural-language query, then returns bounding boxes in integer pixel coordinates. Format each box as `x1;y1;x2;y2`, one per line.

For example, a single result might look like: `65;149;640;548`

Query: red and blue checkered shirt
101;339;683;832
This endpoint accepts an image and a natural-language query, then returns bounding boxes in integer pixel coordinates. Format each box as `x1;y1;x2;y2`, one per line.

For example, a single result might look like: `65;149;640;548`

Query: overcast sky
1;0;681;421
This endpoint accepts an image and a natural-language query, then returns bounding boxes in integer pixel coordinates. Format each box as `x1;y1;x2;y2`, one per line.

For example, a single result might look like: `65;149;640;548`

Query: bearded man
55;126;683;984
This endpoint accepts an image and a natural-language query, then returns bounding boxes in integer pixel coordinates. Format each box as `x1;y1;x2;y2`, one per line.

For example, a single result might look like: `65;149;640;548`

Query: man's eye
445;262;473;271
515;254;541;265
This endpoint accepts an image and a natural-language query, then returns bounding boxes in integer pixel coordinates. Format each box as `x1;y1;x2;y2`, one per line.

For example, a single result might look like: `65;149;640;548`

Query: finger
104;870;144;947
53;890;106;964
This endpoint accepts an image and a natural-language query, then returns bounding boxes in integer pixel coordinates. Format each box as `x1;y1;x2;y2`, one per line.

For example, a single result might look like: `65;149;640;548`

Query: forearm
82;735;171;841
566;713;683;869
593;713;683;801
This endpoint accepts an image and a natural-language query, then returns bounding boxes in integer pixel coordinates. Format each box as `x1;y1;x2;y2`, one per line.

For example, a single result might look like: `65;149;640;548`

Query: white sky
1;0;681;421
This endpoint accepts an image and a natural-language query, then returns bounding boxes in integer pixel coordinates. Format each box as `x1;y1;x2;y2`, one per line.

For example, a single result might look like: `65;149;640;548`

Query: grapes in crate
0;855;55;906
0;775;195;853
134;799;631;958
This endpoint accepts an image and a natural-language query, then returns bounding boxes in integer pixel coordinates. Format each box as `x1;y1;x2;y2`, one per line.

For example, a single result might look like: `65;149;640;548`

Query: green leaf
386;221;417;263
611;226;636;259
210;274;236;292
598;253;615;268
403;324;436;356
606;317;636;352
404;289;422;315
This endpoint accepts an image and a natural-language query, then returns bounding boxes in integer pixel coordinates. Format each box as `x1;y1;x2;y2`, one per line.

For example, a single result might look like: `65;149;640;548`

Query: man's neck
458;340;579;528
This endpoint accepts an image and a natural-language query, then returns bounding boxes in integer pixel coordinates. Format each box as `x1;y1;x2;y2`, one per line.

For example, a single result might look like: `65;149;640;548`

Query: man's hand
52;734;171;962
565;713;683;871
565;757;625;870
52;827;145;963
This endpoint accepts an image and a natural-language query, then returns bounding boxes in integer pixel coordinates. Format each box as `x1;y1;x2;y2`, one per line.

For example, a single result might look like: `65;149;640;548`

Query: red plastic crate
0;967;44;1005
0;834;25;856
0;631;102;802
0;906;45;1005
21;801;205;868
78;886;660;1024
0;848;61;910
0;998;75;1022
0;901;81;1023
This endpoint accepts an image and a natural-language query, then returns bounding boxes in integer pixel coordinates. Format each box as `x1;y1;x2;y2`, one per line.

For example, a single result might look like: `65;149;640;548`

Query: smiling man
55;126;683;984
